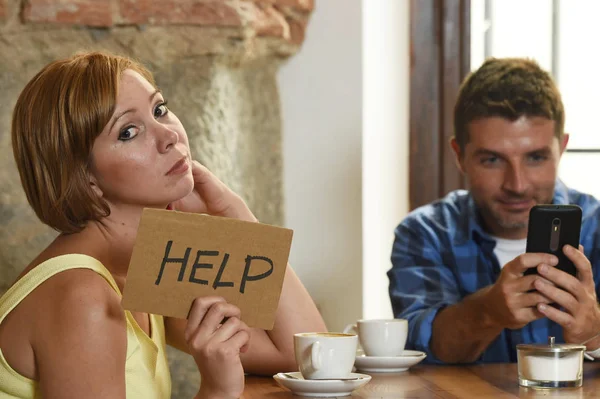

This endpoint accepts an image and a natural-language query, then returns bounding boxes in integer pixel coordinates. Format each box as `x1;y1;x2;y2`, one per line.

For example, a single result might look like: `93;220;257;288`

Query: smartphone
524;204;582;277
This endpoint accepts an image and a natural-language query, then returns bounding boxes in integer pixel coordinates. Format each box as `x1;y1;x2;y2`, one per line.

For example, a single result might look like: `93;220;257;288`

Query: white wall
279;0;409;331
279;0;363;332
362;0;410;320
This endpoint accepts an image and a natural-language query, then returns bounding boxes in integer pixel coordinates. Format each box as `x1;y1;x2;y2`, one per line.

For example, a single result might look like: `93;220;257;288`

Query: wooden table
242;363;600;398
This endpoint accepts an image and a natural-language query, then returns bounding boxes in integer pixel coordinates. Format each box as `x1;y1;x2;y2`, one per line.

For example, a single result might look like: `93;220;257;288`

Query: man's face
452;116;568;239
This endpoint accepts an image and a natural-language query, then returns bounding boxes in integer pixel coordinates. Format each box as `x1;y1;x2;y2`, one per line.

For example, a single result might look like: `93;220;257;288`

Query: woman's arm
33;270;128;398
239;264;326;374
31;269;248;399
167;161;327;375
166;265;326;375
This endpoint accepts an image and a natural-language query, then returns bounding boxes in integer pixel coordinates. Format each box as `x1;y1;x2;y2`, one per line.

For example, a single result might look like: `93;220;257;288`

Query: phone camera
552;218;561;226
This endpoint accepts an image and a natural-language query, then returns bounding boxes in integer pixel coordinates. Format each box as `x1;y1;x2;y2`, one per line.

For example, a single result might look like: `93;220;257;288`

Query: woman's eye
118;126;139;141
154;102;169;118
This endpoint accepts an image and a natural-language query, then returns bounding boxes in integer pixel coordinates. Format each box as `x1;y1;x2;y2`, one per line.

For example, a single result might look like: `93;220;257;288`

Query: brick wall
11;0;313;44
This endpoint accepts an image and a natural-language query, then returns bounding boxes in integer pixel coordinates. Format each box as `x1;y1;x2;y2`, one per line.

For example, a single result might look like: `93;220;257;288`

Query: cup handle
343;323;357;335
310;341;322;371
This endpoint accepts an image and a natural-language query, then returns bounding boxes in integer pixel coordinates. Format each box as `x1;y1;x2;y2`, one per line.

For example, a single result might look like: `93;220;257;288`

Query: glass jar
517;337;585;388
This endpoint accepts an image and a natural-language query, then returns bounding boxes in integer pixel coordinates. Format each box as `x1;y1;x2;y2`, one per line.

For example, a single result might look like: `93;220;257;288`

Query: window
471;0;600;199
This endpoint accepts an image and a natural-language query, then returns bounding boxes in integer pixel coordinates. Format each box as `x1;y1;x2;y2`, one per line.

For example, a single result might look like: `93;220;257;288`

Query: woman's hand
172;161;257;223
187;296;251;399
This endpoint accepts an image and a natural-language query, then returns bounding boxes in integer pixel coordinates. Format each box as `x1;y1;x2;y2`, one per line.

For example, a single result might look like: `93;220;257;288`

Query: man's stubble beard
480;194;554;234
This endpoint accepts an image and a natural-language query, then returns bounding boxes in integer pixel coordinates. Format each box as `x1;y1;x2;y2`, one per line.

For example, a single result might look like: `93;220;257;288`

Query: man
388;58;600;364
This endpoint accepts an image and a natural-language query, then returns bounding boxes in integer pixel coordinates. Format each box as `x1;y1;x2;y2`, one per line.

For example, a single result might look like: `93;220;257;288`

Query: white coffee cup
343;319;408;357
293;332;358;380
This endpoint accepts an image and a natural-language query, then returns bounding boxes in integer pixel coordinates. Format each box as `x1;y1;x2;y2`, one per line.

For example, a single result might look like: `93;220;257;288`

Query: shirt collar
552;179;569;205
454;179;569;246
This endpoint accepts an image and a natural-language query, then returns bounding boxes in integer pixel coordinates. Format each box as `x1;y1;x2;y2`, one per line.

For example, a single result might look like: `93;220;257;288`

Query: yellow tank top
0;254;172;398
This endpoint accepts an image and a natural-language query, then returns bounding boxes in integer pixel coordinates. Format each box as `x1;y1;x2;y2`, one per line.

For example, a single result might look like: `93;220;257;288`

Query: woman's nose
156;124;179;153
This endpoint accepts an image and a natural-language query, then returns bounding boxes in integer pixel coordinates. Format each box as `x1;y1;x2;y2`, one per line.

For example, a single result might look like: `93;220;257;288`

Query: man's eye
154;102;169;118
481;156;499;165
118;126;139;141
528;154;548;163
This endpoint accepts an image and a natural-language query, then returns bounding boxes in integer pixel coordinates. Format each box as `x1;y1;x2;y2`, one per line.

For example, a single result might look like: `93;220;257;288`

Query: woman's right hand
186;296;251;399
172;161;258;223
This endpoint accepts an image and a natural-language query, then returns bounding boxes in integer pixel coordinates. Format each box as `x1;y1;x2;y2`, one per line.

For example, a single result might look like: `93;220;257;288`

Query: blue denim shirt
388;180;600;363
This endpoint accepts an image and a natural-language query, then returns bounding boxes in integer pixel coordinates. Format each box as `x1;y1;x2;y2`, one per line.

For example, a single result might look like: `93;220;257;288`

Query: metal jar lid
517;336;585;353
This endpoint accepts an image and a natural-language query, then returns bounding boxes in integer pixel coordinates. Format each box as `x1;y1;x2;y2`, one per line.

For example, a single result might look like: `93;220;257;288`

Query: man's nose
502;164;529;194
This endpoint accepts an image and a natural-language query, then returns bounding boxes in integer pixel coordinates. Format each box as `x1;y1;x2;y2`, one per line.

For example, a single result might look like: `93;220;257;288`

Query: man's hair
454;57;564;150
12;51;156;234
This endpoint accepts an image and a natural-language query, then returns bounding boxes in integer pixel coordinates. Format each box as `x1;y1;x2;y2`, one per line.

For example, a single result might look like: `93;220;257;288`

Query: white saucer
354;350;427;373
273;372;371;397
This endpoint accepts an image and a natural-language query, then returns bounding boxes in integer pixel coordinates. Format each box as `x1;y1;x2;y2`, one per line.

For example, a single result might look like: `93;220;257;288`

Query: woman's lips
166;158;189;176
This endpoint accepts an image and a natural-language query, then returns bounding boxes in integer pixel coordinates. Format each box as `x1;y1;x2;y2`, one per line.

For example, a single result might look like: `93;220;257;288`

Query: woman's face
90;69;194;210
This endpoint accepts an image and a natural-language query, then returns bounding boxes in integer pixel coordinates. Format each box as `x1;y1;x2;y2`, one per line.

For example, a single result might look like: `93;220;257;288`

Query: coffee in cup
293;332;358;379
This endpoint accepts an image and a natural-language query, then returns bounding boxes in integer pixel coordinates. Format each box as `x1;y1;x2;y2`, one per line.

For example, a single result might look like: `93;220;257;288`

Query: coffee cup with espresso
293;332;358;379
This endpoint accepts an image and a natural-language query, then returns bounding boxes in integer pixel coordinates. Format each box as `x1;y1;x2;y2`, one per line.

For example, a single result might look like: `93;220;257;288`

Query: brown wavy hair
12;51;156;234
454;57;564;150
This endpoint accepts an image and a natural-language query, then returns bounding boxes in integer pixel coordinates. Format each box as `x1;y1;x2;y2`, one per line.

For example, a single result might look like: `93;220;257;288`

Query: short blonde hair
12;51;156;234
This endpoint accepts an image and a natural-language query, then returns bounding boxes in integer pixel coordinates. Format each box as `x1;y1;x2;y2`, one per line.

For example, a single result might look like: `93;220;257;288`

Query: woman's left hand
172;160;257;222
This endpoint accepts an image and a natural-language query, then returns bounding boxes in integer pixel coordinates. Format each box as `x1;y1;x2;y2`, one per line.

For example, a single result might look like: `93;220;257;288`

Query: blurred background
1;0;595;396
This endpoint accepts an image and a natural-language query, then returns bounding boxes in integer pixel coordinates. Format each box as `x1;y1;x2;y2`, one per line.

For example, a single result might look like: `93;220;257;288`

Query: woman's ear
89;174;103;198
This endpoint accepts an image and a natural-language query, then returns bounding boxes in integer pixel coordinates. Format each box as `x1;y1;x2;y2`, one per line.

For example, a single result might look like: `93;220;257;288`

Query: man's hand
534;245;600;347
483;253;557;329
431;252;557;363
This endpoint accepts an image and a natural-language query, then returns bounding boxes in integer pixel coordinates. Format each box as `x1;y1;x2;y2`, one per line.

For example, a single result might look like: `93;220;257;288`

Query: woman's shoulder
0;253;126;382
33;262;120;303
8;255;125;334
31;265;126;338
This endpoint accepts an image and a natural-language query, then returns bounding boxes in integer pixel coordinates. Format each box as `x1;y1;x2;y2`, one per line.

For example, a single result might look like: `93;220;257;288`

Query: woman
0;51;326;398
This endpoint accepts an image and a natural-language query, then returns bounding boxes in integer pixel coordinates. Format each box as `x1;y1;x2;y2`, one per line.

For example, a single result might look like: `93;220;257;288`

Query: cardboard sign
122;208;293;329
